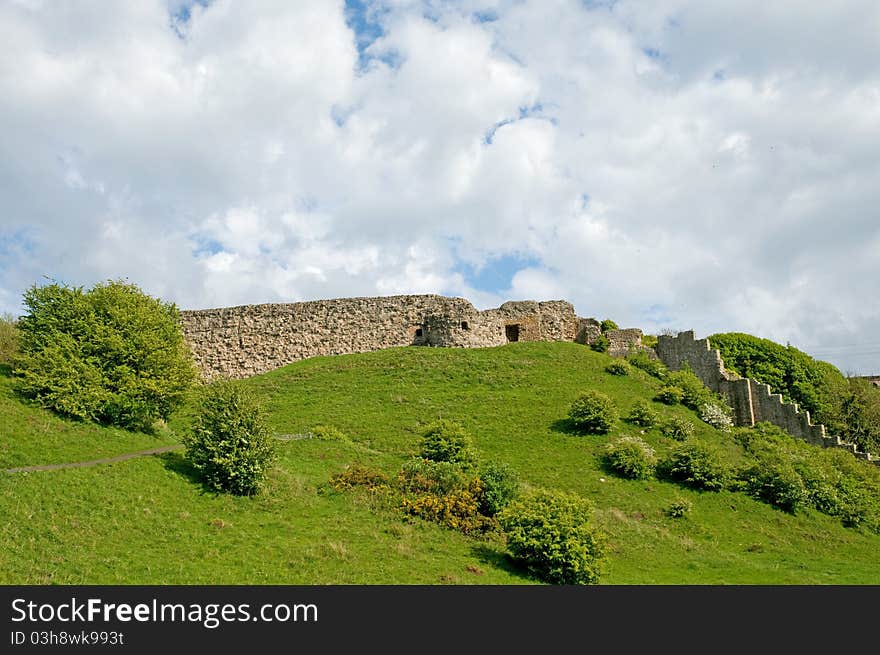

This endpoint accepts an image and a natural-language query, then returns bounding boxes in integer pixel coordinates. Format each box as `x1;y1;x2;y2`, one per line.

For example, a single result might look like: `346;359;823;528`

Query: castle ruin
180;294;646;380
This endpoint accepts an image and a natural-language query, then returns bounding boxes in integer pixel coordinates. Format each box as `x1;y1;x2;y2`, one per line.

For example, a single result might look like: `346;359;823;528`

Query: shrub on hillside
0;312;19;365
654;385;684;405
665;498;693;518
397;457;471;495
401;479;490;535
13;280;197;431
700;402;734;431
183;381;277;495
658;442;729;491
605;361;630;376
603;436;656;480
568;390;617;434
498;489;606;585
738;459;808;513
661;416;695;441
419;419;479;469
590;334;610;353
478;461;521;516
666;367;716;411
600;319;619;333
329;464;390;492
626;351;668;380
626;399;659;428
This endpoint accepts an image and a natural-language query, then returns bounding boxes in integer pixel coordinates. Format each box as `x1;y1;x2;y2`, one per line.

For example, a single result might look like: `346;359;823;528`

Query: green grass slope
2;343;879;584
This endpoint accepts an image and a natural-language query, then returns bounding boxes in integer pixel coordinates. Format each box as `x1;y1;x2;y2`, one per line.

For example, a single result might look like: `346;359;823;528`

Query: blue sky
1;0;879;374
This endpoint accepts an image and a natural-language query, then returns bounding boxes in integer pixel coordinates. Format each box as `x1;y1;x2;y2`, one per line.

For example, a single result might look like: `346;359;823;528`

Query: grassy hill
2;343;879;584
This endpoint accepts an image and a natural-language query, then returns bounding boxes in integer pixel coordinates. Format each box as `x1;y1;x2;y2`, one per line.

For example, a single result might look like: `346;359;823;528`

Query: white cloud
1;0;879;373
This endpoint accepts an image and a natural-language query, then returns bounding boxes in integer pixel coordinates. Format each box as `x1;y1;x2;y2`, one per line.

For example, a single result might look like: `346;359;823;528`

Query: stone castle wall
656;331;876;464
180;294;579;379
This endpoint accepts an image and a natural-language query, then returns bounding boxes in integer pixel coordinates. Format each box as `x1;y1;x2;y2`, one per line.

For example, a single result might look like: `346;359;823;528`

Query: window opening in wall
505;324;520;343
415;328;423;337
461;321;469;330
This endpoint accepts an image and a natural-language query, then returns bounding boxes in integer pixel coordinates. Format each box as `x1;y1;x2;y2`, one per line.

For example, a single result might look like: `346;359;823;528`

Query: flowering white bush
700;402;733;431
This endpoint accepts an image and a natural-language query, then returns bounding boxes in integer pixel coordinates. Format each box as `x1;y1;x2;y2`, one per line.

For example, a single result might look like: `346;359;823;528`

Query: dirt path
3;444;183;474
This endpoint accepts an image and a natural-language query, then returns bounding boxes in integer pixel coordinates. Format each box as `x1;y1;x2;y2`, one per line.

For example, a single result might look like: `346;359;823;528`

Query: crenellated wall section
657;331;877;464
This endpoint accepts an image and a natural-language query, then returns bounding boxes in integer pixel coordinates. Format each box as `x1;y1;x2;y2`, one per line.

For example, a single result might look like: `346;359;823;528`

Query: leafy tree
14;279;197;431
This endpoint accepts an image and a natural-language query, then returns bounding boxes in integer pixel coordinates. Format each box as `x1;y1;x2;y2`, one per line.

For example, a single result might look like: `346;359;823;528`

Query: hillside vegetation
3;342;880;584
709;332;880;454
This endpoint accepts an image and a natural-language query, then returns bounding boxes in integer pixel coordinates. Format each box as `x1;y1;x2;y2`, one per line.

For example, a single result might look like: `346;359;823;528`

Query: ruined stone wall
657;331;876;464
180;294;578;379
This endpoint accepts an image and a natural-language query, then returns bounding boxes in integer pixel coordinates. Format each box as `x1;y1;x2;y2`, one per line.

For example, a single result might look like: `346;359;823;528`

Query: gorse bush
626;400;659;428
658;442;729;491
568;390;617;434
498;489;606;585
13;280;197;431
401;479;491;535
661;416;695;441
183;381;277;495
603;436;656;480
478;461;520;516
605;361;630;376
419;419;479;469
329;464;390;492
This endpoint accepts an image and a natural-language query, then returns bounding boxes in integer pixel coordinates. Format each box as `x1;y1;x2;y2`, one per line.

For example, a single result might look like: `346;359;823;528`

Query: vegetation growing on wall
709;332;880;454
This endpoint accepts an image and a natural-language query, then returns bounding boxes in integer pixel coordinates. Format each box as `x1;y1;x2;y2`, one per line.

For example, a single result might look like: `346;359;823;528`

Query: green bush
605;361;630;376
666;367;716;411
658;442;729;491
397;457;470;495
498;489;606;585
626;351;668;380
13;280;197;431
738;459;807;513
626;399;659;428
419;419;479;469
603;436;656;480
665;498;692;518
311;424;350;442
600;319;619;333
661;416;695;441
0;312;19;365
568;390;617;434
590;334;610;353
654;386;684;405
733;423;880;530
478;461;521;516
182;381;277;495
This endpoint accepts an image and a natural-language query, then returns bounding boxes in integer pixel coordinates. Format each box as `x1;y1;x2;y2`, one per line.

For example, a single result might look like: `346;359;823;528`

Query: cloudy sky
1;0;878;373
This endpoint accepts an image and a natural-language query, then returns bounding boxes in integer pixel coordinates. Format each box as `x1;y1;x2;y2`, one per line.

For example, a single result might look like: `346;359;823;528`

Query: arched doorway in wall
505;324;520;343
